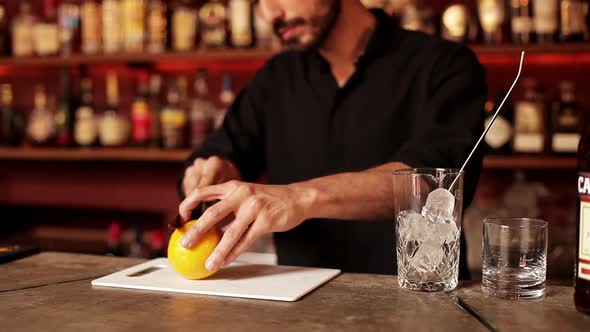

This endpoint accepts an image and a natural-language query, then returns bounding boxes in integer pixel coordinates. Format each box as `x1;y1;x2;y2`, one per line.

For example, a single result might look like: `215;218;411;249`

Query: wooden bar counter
1;252;589;331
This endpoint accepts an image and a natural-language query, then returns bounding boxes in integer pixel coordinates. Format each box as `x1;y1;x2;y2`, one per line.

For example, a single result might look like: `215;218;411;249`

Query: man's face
256;0;341;50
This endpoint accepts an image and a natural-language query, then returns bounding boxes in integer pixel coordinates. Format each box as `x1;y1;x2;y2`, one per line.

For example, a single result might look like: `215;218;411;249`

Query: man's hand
178;181;317;272
182;156;242;196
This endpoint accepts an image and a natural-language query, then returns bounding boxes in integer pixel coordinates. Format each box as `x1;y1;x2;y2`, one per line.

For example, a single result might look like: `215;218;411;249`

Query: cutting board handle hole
127;266;163;277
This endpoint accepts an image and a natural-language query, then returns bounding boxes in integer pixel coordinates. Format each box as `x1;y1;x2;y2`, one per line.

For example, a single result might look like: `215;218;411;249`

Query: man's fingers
204;205;257;271
180;186;242;248
198;157;222;187
222;219;267;268
183;166;197;194
178;182;235;222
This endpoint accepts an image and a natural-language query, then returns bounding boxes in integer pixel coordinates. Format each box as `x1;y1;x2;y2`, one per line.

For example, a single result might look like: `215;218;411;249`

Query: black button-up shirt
182;10;486;277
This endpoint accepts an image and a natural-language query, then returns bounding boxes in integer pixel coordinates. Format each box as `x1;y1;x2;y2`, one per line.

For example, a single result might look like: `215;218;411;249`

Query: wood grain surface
1;252;589;331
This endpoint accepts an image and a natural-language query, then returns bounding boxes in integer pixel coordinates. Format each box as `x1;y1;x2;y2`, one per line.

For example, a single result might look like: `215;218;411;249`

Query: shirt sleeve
393;45;487;207
177;66;270;199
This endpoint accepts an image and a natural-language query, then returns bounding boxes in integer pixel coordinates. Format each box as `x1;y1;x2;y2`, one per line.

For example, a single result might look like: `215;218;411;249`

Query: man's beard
272;0;341;50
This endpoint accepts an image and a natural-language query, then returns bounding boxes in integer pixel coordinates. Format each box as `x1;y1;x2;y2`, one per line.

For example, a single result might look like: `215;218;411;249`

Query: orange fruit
167;220;221;280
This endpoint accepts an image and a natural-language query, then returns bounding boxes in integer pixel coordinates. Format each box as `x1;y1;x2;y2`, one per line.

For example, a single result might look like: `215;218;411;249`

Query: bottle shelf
0;44;589;67
0;147;192;162
483;155;577;169
0;147;577;169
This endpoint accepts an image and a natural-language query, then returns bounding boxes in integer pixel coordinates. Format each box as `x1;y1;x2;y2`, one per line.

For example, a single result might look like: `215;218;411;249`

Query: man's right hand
182;156;242;196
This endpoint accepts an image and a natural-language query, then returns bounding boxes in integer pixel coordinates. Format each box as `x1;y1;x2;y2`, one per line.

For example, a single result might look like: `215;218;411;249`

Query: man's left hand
178;181;316;271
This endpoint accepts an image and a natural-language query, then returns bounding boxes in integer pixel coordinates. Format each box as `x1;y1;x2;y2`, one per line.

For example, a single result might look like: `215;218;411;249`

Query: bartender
177;0;486;278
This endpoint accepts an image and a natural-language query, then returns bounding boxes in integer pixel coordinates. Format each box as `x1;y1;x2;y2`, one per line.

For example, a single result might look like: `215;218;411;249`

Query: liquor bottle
551;81;582;154
510;0;532;44
81;0;101;54
106;222;123;256
27;85;55;146
129;227;146;258
400;2;436;35
560;0;589;41
54;69;74;147
0;84;25;147
146;0;167;53
148;73;162;147
102;0;122;53
513;78;545;154
160;80;187;149
254;10;274;50
441;4;478;43
576;124;590;315
12;1;36;57
0;2;7;55
229;0;253;48
34;0;60;56
215;74;235;129
58;1;80;56
149;230;165;258
99;72;129;147
484;94;514;154
130;72;152;147
74;73;98;147
199;0;228;48
533;0;558;43
190;68;215;148
122;0;146;52
478;0;506;44
172;0;197;51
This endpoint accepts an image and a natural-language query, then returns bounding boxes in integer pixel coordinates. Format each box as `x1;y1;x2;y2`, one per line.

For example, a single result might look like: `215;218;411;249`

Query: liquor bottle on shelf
74;73;98;147
551;81;582;154
160;80;187;149
148;73;163;148
199;0;228;48
513;78;545;154
129;227;146;258
130;72;152;147
122;0;146;52
510;0;532;44
149;230;165;258
99;72;129;147
102;0;123;53
400;1;436;35
478;0;506;44
12;1;36;57
54;69;74;147
215;74;235;129
441;4;478;43
81;0;101;54
27;85;55;146
146;0;168;53
34;0;60;56
560;0;589;42
58;1;80;56
484;93;514;155
229;0;253;48
533;0;558;43
0;2;7;55
190;68;215;148
106;222;123;256
172;0;197;52
0;84;25;147
576;121;590;315
254;10;275;50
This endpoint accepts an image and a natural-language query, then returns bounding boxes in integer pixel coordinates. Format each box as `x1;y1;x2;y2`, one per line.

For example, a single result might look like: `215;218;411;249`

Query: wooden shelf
0;44;589;67
0;148;577;169
0;147;192;162
483;155;577;169
0;49;274;67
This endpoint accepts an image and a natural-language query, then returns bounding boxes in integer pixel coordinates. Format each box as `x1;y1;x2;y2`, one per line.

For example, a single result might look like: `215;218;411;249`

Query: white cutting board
91;253;340;302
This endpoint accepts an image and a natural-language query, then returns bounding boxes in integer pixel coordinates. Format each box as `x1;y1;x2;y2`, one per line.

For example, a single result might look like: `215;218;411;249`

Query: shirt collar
355;9;397;67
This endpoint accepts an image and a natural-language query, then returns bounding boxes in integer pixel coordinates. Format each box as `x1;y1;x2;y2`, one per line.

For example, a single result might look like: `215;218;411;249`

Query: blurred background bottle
0;84;25;147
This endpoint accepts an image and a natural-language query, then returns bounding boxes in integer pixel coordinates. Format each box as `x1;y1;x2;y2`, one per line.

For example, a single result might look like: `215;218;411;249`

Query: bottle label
131;101;151;143
484;115;512;149
230;0;252;46
533;0;558;33
553;133;581;153
579;172;590;281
